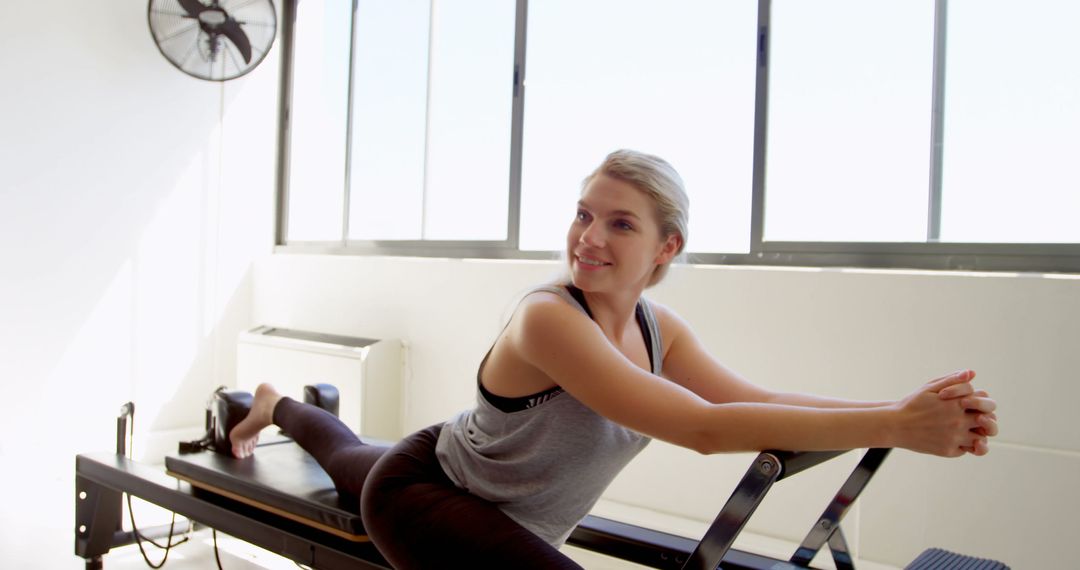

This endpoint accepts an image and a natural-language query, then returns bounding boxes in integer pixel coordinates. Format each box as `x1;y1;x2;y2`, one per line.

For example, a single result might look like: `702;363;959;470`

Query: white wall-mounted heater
237;326;403;441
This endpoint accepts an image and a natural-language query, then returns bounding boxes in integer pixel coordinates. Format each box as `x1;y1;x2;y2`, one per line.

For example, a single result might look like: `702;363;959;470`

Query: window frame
273;0;1080;273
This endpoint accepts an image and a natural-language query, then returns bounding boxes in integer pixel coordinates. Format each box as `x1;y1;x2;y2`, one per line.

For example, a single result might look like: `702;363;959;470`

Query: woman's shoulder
640;298;695;356
638;297;685;329
515;283;590;317
513;286;588;329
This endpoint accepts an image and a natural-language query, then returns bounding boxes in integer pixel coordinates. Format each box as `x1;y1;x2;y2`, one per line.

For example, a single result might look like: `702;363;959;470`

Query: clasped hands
897;369;999;457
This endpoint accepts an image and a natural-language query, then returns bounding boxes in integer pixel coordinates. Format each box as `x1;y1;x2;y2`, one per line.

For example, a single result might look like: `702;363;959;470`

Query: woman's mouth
576;254;610;267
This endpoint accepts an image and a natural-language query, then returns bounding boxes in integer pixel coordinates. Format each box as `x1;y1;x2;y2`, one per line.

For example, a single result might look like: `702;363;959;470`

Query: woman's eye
615;220;634;231
576;210;590;222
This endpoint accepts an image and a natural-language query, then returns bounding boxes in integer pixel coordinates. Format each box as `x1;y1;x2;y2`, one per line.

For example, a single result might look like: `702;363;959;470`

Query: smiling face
567;174;680;294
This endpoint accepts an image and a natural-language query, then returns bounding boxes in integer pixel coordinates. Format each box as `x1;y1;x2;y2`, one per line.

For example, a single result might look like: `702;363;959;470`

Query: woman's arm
653;302;997;453
508;293;987;457
653;304;887;407
656;303;997;409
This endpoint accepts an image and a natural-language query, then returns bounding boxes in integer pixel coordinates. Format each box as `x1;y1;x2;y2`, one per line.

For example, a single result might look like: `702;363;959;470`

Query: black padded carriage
165;441;368;540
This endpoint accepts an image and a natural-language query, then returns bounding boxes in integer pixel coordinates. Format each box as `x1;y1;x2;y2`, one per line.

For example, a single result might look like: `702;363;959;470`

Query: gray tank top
435;285;662;546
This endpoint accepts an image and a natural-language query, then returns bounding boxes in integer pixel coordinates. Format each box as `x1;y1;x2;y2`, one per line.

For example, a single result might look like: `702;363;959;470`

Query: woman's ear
655;234;682;265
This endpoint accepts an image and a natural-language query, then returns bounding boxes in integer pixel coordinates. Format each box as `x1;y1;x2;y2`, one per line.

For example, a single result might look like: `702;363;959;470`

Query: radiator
236;326;403;441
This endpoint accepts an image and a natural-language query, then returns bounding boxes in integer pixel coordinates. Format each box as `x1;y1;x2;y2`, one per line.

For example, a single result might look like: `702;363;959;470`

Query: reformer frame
75;404;890;570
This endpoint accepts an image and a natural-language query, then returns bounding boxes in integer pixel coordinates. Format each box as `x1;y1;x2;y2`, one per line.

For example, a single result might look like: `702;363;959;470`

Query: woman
230;149;998;569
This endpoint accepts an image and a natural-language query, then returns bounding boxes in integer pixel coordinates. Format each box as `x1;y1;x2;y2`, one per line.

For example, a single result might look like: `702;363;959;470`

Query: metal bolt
819;519;832;530
760;460;774;474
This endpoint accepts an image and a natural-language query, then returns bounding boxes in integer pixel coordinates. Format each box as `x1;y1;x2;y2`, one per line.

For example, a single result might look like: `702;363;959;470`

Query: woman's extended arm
654;306;890;408
509;293;992;457
657;304;974;406
653;303;997;453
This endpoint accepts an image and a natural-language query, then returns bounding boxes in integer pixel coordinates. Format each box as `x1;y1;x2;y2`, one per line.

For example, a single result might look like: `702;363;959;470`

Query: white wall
255;254;1080;569
3;2;1078;569
0;1;277;567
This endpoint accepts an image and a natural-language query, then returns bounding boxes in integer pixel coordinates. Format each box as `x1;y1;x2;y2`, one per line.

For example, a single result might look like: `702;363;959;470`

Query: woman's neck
578;286;643;341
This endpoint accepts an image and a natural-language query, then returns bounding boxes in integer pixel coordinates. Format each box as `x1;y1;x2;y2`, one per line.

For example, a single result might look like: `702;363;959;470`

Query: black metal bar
682;452;782;570
789;448;892;567
569;515;695;569
115;403;133;456
770;450;849;482
75;453;388;570
75;474;124;561
109;403;136;547
828;526;854;570
568;515;820;570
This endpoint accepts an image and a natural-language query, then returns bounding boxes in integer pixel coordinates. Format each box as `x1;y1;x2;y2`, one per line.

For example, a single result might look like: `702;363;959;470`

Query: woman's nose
580;222;606;247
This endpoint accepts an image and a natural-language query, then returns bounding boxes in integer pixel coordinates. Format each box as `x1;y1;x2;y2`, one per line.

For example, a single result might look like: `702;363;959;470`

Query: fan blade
177;0;207;18
220;19;253;64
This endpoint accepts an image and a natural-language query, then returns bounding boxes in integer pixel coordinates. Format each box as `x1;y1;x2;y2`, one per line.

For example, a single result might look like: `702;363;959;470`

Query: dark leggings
273;398;583;569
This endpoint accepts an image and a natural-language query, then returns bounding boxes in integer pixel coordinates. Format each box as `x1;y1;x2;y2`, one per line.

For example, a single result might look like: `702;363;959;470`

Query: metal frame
75;453;389;570
683;453;783;570
272;0;1080;274
76;401;888;570
926;0;949;242
788;448;892;569
272;0;296;247
75;403;388;570
340;0;361;244
566;448;892;570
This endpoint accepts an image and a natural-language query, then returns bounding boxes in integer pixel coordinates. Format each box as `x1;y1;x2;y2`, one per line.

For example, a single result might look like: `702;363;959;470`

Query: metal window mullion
749;0;771;257
419;0;437;240
926;0;948;242
341;0;360;245
274;0;299;245
505;0;528;249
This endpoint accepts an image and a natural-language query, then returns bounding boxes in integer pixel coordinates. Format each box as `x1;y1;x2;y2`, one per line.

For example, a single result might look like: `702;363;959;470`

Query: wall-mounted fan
148;0;277;81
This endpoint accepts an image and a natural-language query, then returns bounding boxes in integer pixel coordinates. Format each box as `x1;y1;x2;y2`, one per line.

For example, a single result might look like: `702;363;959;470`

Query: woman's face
566;174;679;294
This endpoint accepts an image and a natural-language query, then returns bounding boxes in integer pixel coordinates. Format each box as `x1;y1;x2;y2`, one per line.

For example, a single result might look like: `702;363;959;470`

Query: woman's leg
361;425;583;570
229;383;389;510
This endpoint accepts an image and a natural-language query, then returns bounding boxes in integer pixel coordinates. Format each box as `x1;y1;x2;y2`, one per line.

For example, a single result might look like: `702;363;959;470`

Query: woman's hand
894;370;998;457
935;372;998;455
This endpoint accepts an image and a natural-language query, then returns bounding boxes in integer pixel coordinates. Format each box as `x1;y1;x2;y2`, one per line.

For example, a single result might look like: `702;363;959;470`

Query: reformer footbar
566;448;882;570
75;388;1009;570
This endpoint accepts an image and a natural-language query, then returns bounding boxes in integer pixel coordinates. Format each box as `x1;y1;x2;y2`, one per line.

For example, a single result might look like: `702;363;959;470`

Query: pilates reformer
75;388;1008;569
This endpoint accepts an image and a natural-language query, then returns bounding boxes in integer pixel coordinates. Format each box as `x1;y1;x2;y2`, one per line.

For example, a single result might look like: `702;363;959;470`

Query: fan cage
148;0;277;81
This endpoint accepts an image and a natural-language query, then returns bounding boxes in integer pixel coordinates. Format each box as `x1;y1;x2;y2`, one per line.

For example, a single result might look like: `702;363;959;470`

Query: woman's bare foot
229;383;283;458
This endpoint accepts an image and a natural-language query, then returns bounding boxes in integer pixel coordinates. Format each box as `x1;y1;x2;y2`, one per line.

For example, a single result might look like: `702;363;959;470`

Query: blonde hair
582;149;689;286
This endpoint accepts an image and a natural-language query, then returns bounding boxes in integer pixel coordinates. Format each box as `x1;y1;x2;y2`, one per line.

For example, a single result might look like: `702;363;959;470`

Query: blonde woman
231;149;998;569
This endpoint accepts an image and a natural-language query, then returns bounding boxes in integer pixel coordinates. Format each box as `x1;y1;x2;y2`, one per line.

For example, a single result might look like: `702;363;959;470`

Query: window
346;0;516;241
284;0;351;241
765;0;934;243
520;0;757;253
345;0;429;240
276;0;1080;272
940;0;1080;243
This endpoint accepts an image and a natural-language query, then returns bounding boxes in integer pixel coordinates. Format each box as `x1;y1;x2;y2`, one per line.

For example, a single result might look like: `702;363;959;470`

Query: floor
97;530;303;570
94;515;647;570
97;529;644;570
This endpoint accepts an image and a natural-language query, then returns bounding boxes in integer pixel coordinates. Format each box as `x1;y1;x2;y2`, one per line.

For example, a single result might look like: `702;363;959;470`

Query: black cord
212;529;225;570
122;405;192;568
126;494;180;569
